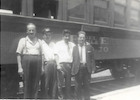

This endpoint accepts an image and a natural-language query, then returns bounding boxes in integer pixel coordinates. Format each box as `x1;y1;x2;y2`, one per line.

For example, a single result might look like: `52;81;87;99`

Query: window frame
64;0;89;23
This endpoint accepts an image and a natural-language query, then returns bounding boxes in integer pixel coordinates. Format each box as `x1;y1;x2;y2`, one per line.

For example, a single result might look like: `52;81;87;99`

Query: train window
114;3;126;26
0;0;21;15
130;9;140;27
94;6;108;22
68;0;85;18
130;0;140;27
115;0;126;5
93;0;109;25
131;0;140;10
67;0;86;22
33;0;58;19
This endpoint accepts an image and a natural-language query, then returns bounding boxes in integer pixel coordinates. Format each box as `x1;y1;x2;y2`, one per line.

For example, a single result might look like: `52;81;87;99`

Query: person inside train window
72;31;96;100
16;23;42;99
40;28;57;99
55;29;75;99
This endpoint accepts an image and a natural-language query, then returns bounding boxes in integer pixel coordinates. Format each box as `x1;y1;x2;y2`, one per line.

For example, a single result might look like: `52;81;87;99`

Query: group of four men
16;23;95;99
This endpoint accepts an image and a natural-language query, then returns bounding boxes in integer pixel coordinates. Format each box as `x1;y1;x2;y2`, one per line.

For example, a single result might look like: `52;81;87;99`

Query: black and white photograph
0;0;140;100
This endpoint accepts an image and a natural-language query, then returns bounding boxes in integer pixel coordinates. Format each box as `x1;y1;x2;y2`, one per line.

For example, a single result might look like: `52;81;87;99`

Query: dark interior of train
0;0;21;14
0;0;58;18
34;0;58;18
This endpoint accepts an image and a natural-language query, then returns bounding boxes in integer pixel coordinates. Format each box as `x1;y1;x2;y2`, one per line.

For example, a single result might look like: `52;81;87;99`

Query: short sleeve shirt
41;40;56;61
16;36;41;55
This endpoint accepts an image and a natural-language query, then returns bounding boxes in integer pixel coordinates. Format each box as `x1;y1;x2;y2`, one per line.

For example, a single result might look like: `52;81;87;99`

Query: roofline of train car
1;13;140;39
1;13;140;31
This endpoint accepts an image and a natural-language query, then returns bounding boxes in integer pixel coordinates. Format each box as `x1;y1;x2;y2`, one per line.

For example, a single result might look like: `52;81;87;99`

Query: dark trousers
41;61;57;99
57;63;71;99
75;65;91;100
22;55;41;99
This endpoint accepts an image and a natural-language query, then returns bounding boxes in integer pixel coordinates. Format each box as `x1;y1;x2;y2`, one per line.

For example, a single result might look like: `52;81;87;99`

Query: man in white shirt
16;23;42;99
41;28;57;99
55;29;75;99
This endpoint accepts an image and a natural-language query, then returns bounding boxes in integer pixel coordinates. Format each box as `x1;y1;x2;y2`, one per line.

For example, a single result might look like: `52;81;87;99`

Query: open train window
0;0;21;15
34;0;58;19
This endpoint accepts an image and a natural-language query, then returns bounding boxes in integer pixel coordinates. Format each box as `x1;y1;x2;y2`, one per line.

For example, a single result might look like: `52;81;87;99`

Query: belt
23;54;40;56
80;63;87;66
60;62;72;64
44;60;56;65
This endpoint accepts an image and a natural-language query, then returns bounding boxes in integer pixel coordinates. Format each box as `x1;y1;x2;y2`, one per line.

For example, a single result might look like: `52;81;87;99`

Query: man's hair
62;29;71;36
77;31;86;36
42;28;52;34
27;23;36;29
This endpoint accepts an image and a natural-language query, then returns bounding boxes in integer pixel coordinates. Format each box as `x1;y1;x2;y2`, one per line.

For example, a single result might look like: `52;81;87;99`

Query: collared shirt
55;40;75;63
41;40;56;61
16;36;41;55
78;44;86;64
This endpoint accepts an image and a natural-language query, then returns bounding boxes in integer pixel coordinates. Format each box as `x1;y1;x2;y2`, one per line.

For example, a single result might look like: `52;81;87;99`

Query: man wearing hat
55;29;75;99
41;28;57;99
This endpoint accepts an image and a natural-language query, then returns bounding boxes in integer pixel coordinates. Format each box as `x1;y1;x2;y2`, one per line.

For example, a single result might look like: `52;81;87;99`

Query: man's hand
57;64;65;75
18;67;23;77
41;66;45;75
17;54;23;77
57;64;62;70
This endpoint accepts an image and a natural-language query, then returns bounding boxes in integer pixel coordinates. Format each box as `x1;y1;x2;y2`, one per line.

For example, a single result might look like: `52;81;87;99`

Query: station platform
91;85;140;100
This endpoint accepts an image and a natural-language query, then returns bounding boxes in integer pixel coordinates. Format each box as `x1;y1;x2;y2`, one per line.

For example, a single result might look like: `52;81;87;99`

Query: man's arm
16;38;25;76
54;42;61;70
41;54;45;74
54;54;61;69
17;53;23;76
91;46;96;73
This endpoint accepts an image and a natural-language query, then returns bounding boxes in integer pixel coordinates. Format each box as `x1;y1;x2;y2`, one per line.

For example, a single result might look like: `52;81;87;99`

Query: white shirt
16;36;41;55
78;44;86;64
55;40;75;63
41;40;56;61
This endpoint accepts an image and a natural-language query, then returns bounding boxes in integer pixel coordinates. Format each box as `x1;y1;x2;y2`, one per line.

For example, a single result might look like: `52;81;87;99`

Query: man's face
78;33;85;45
43;32;52;42
27;24;36;39
63;33;70;43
